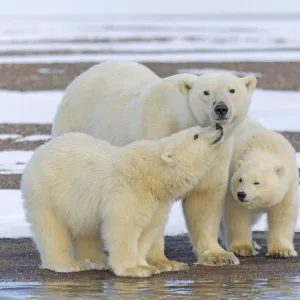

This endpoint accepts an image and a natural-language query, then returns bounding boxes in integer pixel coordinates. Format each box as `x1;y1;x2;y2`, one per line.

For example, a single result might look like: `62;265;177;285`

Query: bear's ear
178;79;194;96
275;165;285;177
161;151;177;168
242;76;257;93
236;160;244;170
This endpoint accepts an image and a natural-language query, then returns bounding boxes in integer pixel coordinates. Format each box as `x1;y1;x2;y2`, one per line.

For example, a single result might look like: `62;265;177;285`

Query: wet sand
1;232;300;282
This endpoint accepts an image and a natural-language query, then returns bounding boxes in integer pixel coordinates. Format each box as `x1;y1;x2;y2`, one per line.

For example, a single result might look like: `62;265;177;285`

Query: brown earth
1;62;300;91
1;233;300;282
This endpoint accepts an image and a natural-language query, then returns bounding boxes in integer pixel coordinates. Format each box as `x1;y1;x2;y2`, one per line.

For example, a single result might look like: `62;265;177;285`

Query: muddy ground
1;233;300;282
1;61;300;91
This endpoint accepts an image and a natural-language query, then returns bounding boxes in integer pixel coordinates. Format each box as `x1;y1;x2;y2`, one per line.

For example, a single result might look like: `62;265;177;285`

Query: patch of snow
1;187;299;238
1;89;300;131
1;41;300;53
0;90;62;124
177;68;263;78
1;0;300;15
0;134;22;140
249;89;300;131
0;151;32;174
3;51;300;63
0;134;51;142
37;68;64;75
0;190;30;238
165;200;187;236
297;153;300;168
15;135;51;142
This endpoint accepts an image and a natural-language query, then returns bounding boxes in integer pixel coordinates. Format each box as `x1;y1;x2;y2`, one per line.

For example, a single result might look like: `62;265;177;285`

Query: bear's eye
203;91;210;96
193;134;199;140
229;89;235;94
254;182;260;185
239;178;243;183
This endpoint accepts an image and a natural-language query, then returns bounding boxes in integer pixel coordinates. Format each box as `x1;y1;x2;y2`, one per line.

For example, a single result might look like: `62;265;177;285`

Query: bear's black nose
237;191;247;202
214;102;228;118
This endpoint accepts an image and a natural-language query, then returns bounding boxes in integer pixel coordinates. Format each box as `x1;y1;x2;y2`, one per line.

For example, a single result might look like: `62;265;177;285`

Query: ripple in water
1;278;300;299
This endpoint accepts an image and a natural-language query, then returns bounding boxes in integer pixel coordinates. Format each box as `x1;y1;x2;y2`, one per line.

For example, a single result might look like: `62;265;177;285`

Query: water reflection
1;278;300;299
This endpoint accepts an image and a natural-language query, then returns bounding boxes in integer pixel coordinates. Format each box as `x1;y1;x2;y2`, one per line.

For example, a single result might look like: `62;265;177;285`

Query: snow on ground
3;51;300;63
0;87;299;236
37;68;64;75
0;90;62;124
0;190;31;238
1;0;300;15
1;150;299;176
1;89;299;131
0;134;51;142
2;188;300;238
0;134;22;140
0;41;300;53
0;15;300;63
15;135;51;142
0;151;32;175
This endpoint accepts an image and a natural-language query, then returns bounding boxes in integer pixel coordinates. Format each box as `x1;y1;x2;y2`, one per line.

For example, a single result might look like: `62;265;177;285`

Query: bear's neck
140;74;201;132
116;143;203;201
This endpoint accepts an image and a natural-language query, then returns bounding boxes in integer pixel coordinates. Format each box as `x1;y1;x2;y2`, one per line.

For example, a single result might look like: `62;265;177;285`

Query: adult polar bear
52;61;257;268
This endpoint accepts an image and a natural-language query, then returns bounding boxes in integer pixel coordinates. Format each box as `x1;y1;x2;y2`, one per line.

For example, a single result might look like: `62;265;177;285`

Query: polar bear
52;61;257;267
221;118;299;258
21;125;225;277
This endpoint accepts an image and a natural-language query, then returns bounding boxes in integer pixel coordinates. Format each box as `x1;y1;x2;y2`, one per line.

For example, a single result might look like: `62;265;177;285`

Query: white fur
22;126;224;277
222;118;299;258
52;61;257;266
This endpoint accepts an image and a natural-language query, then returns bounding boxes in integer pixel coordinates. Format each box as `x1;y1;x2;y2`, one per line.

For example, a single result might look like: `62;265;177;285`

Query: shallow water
1;278;300;300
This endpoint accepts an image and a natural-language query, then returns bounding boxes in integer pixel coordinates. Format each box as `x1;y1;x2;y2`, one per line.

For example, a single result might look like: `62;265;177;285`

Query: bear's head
231;160;286;210
178;73;257;131
160;124;224;174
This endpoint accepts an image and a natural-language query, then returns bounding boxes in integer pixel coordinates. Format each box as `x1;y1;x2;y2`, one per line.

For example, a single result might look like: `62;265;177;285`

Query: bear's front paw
169;261;189;271
87;259;110;271
231;245;259;257
149;260;188;272
114;266;154;278
197;251;240;266
42;259;92;273
266;247;297;259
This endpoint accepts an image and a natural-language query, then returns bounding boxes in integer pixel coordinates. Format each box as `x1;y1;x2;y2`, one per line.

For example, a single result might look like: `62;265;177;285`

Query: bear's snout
214;102;229;119
237;191;247;202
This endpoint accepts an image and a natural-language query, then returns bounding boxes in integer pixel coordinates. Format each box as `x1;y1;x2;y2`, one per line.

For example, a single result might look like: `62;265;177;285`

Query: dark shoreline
1;61;300;91
1;232;300;282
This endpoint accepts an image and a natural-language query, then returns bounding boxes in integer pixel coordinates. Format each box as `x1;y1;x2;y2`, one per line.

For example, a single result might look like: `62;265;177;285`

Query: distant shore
1;61;300;91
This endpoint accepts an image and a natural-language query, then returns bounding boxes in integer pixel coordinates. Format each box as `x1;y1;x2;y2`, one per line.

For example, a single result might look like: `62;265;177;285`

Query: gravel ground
1;233;300;282
0;62;300;91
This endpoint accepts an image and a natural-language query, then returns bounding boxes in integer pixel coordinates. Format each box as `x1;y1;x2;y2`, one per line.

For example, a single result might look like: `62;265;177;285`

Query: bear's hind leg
267;185;298;258
29;206;91;273
73;230;109;270
141;202;188;273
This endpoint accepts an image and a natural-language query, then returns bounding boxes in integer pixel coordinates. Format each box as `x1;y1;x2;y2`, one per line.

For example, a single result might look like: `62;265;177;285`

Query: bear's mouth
212;124;224;145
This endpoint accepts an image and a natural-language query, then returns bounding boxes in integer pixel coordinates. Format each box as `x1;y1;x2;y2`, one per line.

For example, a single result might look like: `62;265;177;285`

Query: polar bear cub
222;118;299;258
21;125;224;277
